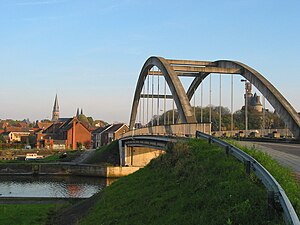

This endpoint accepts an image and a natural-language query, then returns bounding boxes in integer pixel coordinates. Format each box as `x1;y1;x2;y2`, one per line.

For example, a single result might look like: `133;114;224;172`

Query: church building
36;94;92;150
52;94;59;122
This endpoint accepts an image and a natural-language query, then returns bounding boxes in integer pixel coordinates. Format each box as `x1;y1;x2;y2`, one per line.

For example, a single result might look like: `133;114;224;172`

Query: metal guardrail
196;131;300;225
119;135;184;150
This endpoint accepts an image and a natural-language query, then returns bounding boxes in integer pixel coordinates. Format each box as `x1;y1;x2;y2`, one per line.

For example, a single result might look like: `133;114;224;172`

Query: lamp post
241;79;248;137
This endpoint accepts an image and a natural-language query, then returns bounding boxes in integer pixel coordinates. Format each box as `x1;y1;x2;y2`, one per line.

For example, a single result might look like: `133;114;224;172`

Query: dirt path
72;149;96;164
48;190;104;225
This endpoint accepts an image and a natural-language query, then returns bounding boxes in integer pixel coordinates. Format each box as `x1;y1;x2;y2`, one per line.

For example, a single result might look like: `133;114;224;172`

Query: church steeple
52;94;59;122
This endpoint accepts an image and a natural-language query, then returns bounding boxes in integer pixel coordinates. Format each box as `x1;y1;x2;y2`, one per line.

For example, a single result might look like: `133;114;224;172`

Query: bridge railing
196;130;300;225
121;123;211;138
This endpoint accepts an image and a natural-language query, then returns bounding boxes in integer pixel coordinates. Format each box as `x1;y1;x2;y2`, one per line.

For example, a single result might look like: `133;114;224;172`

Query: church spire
52;94;59;122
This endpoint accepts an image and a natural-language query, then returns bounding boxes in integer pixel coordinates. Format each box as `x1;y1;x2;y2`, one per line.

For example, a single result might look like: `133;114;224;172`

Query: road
238;141;300;176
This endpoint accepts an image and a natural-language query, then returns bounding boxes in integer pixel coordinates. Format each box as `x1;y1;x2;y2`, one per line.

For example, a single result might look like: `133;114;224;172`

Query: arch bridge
129;56;300;139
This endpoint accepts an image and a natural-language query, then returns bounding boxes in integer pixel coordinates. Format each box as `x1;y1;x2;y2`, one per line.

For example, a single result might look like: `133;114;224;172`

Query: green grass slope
80;139;285;225
227;140;300;217
0;204;61;225
86;141;120;165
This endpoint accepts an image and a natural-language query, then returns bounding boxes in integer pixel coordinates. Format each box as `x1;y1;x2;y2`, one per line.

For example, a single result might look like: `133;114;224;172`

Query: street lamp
241;79;248;137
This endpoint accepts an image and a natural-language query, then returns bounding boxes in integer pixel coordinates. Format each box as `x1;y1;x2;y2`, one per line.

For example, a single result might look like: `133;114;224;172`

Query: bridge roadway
238;141;300;177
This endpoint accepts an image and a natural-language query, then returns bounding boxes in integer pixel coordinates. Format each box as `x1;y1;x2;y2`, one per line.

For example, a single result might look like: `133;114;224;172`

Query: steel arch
185;60;300;139
130;56;300;139
129;56;196;130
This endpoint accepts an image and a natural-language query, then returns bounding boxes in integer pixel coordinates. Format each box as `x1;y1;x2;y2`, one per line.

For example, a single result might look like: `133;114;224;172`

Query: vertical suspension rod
201;79;203;123
209;74;212;134
151;67;154;127
219;74;222;132
157;68;160;126
263;95;266;137
231;74;234;131
142;78;145;125
164;79;166;125
147;71;149;126
194;88;196;120
172;98;175;124
139;83;142;125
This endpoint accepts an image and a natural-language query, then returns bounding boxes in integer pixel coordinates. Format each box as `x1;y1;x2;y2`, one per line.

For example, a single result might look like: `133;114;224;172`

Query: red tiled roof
36;122;53;130
5;127;30;132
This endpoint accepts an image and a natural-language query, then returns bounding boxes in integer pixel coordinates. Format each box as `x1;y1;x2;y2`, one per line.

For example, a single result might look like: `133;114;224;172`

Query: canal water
0;175;114;198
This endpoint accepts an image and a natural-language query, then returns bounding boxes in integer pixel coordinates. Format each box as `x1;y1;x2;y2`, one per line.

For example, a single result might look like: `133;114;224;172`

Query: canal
0;175;114;198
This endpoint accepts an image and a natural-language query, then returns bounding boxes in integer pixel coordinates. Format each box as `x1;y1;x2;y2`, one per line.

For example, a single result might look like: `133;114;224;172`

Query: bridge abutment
122;146;164;167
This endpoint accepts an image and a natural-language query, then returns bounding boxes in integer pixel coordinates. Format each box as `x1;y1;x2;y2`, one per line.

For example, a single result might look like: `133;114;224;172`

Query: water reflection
0;176;115;198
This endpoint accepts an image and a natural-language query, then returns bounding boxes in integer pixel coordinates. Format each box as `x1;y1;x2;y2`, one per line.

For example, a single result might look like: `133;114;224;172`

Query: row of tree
147;105;285;131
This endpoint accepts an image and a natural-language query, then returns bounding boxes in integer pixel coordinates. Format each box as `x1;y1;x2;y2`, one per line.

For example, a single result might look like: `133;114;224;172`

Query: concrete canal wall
0;163;140;178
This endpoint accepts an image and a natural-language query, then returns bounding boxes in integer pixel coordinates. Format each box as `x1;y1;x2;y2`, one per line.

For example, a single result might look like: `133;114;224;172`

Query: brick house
93;123;128;147
38;117;91;150
92;125;111;148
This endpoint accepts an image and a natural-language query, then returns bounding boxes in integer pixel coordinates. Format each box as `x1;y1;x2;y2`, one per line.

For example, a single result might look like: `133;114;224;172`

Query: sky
0;0;299;124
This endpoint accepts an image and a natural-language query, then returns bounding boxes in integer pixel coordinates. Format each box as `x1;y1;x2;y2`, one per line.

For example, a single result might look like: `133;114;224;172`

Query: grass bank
0;203;63;225
80;139;285;225
85;141;119;165
39;150;81;163
226;139;300;216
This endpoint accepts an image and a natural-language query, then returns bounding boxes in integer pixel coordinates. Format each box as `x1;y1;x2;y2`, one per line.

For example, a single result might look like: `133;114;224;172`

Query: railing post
267;191;275;209
267;190;277;218
245;160;251;175
225;146;230;155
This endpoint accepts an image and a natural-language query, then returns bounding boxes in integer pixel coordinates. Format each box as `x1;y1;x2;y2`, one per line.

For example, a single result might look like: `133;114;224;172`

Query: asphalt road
238;141;300;176
257;142;300;157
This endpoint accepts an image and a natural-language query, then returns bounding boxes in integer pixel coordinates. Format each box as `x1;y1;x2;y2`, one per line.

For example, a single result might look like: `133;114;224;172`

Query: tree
0;134;6;143
78;114;90;125
87;117;94;126
84;140;91;149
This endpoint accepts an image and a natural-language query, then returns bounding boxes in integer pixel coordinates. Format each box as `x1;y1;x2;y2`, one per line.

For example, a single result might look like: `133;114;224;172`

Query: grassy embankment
226;139;300;216
85;141;120;165
38;150;82;163
0;204;64;225
79;138;300;225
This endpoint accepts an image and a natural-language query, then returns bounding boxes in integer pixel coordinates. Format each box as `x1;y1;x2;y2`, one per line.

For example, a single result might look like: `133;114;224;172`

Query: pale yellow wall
106;166;141;178
125;146;164;167
9;132;30;142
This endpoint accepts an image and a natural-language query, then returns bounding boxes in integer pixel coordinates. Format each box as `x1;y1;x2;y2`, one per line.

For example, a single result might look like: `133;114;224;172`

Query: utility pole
241;79;248;137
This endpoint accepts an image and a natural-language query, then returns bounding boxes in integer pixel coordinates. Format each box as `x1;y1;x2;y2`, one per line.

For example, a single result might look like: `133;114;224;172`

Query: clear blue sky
0;0;299;123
